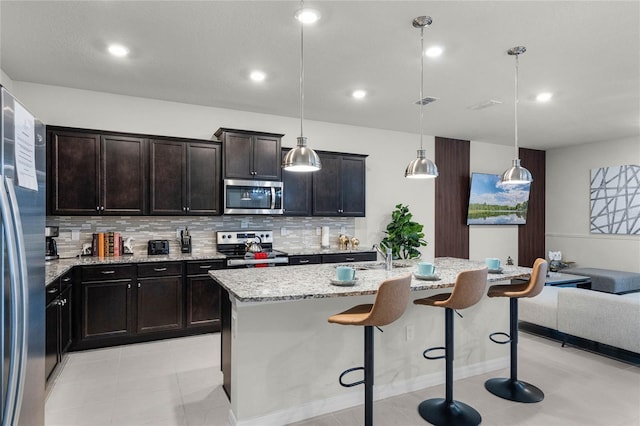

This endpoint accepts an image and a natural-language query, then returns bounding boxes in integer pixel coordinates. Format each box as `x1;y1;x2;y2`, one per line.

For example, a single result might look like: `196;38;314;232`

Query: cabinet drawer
321;252;376;264
46;282;60;305
138;262;183;277
81;264;135;282
288;255;321;266
186;260;226;276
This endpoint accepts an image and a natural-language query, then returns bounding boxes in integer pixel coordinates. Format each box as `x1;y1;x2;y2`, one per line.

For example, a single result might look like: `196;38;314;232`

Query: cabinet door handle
62;277;71;282
96;206;100;211
345;257;355;261
153;267;167;272
101;270;116;274
199;265;212;269
47;287;58;294
101;206;105;211
182;207;186;212
127;283;131;289
299;260;310;264
186;207;190;212
138;282;141;288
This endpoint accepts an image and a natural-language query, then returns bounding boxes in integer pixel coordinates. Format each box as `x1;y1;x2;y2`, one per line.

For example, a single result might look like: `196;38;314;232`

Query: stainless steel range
216;230;289;267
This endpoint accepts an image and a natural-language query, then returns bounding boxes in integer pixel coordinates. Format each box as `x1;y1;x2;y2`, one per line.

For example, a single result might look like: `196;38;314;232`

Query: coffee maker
180;228;192;253
45;226;59;260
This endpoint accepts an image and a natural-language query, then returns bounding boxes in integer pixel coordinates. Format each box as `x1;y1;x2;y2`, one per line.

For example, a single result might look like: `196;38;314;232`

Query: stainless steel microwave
223;179;283;215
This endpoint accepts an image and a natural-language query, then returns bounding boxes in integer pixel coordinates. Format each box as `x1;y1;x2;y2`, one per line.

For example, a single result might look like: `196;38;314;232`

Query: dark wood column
434;137;470;258
518;148;546;267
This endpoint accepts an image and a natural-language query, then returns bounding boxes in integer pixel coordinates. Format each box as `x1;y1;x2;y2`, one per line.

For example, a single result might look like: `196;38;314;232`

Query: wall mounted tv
467;172;531;225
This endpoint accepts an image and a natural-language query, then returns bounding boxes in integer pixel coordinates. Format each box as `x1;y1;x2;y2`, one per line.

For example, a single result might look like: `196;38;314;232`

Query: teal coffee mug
336;266;356;281
418;262;436;276
486;258;501;270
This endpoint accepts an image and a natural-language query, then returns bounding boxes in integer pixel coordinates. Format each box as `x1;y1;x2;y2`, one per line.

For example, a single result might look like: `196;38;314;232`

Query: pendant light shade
405;16;438;179
283;0;321;172
405;149;438;179
500;46;533;185
282;137;321;171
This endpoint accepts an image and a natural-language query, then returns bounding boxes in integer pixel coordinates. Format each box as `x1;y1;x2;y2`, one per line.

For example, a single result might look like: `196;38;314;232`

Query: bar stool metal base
485;377;544;403
418;398;481;426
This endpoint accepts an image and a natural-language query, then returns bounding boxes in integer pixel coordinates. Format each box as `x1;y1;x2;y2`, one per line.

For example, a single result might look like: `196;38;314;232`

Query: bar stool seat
328;273;412;426
413;267;488;426
484;258;548;403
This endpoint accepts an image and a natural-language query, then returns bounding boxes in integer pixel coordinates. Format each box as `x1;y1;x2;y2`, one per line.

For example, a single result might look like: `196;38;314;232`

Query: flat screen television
466;172;531;225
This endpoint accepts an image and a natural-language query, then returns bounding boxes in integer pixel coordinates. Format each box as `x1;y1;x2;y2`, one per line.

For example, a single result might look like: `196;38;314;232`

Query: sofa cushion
519;285;559;329
557;288;640;353
564;267;640;294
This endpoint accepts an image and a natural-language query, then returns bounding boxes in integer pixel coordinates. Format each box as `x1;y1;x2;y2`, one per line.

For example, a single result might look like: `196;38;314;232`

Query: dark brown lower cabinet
186;260;225;330
137;262;183;333
82;279;134;340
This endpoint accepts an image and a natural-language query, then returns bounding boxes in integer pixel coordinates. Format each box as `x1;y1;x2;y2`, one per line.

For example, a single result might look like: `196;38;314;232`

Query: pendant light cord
419;26;424;151
514;53;519;159
299;0;304;139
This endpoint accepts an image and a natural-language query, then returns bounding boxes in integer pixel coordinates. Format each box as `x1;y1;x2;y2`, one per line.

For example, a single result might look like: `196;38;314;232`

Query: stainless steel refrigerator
0;86;45;425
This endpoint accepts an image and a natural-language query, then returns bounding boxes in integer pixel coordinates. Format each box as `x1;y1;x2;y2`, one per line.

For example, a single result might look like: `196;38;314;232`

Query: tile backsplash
48;216;359;258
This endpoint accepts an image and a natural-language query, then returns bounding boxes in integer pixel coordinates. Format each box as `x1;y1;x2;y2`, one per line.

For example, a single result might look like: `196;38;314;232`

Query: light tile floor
45;332;640;426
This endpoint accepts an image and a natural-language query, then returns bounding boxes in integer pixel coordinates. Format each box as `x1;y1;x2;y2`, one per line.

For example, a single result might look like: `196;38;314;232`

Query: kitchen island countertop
210;257;531;303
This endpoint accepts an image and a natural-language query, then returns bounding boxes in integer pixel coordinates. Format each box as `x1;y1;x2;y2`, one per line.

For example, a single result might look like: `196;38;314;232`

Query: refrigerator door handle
0;176;23;426
4;177;29;425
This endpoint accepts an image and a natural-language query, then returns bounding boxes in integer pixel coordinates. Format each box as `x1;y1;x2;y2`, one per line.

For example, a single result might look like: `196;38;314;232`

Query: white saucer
488;268;503;274
330;278;359;286
413;272;440;281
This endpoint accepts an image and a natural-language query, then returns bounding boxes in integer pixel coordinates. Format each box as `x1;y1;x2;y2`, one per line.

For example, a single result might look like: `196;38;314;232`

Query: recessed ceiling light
425;46;443;58
536;92;553;102
249;71;266;82
107;44;129;58
352;90;367;99
295;8;320;24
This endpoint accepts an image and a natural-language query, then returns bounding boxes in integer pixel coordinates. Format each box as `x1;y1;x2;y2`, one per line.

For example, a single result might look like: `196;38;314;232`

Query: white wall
0;70;14;91
546;137;640;272
8;80;553;262
11;81;438;257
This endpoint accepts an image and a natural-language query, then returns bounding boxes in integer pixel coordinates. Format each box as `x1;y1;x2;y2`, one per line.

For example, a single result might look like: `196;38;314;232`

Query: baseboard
228;356;509;426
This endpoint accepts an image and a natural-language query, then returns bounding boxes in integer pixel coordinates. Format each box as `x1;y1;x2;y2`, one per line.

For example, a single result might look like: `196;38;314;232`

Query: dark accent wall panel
435;137;470;258
518;148;546;267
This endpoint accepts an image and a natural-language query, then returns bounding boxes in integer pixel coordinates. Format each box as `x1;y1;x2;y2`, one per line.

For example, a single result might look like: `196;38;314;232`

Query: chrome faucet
373;242;393;271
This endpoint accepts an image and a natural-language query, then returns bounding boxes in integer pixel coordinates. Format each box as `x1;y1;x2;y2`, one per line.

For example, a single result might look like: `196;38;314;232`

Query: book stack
92;232;123;257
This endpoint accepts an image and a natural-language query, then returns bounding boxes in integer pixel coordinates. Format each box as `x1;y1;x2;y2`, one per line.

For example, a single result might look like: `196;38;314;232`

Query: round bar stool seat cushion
414;267;489;309
487;258;547;299
328;273;412;327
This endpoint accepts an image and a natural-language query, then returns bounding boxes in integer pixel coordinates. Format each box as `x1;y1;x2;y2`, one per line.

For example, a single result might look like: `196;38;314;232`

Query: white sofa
520;286;640;354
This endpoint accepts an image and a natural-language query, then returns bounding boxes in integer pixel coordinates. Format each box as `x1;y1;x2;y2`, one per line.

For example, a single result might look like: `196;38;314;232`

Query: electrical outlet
340;226;346;234
241;221;249;229
71;230;80;241
176;228;184;239
280;227;287;236
405;325;415;341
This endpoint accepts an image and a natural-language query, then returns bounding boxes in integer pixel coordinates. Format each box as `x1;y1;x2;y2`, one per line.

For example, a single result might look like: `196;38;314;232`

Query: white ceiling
1;1;638;151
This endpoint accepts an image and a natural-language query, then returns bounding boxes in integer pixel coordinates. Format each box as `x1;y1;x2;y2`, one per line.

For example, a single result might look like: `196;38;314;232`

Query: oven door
224;179;283;215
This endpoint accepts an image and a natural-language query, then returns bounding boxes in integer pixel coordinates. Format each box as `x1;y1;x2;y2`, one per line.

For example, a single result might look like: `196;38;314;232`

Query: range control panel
216;230;274;245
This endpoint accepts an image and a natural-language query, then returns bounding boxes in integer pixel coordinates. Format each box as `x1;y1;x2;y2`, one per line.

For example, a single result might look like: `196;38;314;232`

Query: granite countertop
45;251;227;286
284;248;376;256
209;257;532;303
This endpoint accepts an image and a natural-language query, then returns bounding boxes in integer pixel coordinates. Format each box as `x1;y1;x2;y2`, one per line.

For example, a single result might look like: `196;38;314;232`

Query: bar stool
484;258;548;403
413;267;489;426
328;273;412;426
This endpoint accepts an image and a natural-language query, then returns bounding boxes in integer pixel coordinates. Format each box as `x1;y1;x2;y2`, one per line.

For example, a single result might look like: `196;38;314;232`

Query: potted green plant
380;203;428;259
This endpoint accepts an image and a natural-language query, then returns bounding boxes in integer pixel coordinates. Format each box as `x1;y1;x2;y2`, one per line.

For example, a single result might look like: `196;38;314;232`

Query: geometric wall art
590;164;640;234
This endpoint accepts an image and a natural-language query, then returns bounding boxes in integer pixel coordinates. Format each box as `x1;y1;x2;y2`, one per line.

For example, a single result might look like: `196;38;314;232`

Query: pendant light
405;16;438;179
282;0;322;172
499;46;533;185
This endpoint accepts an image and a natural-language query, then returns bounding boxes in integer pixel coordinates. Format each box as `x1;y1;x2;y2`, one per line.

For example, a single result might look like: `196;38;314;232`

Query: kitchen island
210;257;530;426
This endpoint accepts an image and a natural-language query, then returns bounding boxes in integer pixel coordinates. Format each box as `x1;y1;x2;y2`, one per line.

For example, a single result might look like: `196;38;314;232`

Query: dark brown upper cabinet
215;128;283;181
149;139;221;215
48;129;147;215
281;148;312;216
312;152;366;217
